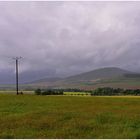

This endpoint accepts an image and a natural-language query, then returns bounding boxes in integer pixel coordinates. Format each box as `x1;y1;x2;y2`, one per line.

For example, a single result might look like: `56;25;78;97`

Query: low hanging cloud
0;1;140;83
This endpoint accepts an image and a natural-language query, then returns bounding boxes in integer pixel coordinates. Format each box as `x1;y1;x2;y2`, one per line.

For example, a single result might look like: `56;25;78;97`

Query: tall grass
0;94;140;138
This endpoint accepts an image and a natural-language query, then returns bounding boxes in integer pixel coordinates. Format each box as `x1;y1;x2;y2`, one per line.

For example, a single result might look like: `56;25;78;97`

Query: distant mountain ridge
65;67;133;81
31;67;133;83
1;67;140;90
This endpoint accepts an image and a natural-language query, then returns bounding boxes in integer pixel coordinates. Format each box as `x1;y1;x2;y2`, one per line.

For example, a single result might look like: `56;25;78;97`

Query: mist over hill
28;67;140;89
1;67;140;90
31;67;133;83
65;67;132;81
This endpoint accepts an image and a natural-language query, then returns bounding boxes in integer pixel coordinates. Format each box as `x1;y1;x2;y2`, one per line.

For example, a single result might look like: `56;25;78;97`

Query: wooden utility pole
13;57;22;95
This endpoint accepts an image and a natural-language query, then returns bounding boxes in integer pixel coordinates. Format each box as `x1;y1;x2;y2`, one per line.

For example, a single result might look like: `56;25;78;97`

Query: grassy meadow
0;93;140;138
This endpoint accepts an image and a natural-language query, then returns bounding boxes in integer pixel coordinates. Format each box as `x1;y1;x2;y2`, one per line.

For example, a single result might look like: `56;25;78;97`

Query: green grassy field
0;94;140;138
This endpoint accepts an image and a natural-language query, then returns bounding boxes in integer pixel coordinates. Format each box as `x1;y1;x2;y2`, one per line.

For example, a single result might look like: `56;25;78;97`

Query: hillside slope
1;67;140;90
65;67;132;81
27;67;140;89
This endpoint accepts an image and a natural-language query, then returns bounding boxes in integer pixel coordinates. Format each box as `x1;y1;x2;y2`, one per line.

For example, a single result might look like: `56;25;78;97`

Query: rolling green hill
1;67;140;90
32;67;132;83
65;67;132;81
28;67;140;89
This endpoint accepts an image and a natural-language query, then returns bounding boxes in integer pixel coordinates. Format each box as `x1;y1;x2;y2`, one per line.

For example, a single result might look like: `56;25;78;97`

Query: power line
12;57;22;95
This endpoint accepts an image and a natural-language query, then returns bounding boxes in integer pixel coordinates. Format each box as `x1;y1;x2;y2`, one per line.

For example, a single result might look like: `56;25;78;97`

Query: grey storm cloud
1;1;140;83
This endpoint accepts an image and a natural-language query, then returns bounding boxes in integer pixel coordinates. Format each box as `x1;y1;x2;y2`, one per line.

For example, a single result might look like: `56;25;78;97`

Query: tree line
35;88;63;95
91;87;140;96
34;87;140;96
34;88;90;95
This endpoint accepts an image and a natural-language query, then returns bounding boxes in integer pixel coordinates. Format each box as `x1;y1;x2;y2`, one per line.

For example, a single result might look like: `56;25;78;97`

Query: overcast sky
1;1;140;83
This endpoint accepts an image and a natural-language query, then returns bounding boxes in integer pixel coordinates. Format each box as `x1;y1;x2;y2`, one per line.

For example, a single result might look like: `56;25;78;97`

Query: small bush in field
35;88;42;95
34;89;63;95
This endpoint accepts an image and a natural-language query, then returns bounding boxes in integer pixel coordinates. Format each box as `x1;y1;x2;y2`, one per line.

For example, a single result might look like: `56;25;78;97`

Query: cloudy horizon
1;1;140;83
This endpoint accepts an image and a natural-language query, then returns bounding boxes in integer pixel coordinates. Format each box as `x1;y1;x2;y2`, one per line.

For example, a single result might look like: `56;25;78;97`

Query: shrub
34;89;63;95
34;88;42;95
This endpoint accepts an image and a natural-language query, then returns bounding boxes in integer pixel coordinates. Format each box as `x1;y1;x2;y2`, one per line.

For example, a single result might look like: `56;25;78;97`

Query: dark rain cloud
0;1;140;83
